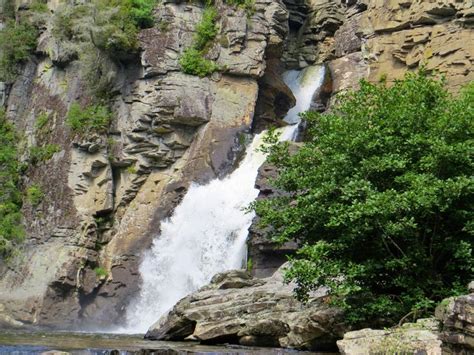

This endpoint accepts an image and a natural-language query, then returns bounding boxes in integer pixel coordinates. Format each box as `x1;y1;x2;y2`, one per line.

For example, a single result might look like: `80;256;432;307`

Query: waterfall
122;65;325;333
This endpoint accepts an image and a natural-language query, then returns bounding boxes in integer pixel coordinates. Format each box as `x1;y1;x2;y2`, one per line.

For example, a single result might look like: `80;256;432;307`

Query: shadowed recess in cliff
121;65;326;333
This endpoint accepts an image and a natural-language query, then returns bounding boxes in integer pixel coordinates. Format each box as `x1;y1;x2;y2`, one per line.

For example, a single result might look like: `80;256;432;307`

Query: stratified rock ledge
145;267;345;351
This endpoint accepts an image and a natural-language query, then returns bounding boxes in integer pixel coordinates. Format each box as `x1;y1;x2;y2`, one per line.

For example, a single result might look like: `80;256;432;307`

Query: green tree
254;71;474;326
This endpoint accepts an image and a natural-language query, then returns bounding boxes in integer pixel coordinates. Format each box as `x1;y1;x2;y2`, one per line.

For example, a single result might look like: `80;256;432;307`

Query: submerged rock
145;267;345;351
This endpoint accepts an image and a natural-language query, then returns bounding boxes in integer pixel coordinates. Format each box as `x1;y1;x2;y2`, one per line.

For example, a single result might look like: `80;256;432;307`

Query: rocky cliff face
0;0;291;328
0;0;472;330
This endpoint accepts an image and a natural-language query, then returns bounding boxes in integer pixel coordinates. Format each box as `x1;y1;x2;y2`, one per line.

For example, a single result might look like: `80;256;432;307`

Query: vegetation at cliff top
0;19;38;82
0;109;25;259
180;6;219;77
52;0;157;54
253;71;474;326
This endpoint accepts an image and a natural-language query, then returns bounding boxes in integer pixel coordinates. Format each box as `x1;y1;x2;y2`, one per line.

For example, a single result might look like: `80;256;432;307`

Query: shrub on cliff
179;6;219;77
66;103;112;135
0;110;25;259
0;19;38;82
253;71;474;326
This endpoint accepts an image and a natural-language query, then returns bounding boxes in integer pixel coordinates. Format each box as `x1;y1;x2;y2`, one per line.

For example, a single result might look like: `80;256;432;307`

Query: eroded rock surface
436;290;474;354
145;267;345;351
337;318;442;355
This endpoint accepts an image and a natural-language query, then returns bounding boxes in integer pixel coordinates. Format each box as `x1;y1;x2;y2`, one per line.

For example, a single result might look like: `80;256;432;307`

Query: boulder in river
145;267;345;351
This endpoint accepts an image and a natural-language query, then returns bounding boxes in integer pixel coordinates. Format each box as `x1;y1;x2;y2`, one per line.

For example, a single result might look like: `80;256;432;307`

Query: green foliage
94;267;108;278
26;184;44;206
179;47;219;77
49;0;157;97
66;103;112;135
254;71;474;326
194;6;218;51
0;110;25;259
246;257;253;272
29;144;60;164
126;165;137;174
35;112;50;131
0;19;38;82
1;0;16;19
51;0;156;55
179;6;219;77
100;0;156;30
124;0;157;28
29;0;49;13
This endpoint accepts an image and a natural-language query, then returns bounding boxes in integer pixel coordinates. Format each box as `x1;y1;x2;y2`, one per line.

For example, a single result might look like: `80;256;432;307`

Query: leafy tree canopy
254;71;474;326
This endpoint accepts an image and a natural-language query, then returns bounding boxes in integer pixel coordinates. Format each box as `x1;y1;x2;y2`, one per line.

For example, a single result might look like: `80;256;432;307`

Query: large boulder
145;267;345;351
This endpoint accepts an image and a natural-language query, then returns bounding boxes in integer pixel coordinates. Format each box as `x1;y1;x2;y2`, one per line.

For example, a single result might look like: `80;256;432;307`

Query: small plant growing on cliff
29;144;61;164
35;112;50;131
253;71;474;326
179;6;219;77
66;102;112;135
126;165;137;174
194;6;218;50
246;258;253;272
180;48;219;77
26;184;44;206
94;267;108;279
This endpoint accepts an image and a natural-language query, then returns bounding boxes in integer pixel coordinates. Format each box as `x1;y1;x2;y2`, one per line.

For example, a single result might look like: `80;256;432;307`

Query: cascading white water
123;65;325;333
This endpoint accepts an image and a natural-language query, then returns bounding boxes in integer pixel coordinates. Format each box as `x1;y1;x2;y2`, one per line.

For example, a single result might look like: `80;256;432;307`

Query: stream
0;330;334;354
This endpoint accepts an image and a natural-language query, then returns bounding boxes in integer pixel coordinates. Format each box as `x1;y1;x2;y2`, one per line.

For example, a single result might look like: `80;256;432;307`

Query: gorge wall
0;0;473;329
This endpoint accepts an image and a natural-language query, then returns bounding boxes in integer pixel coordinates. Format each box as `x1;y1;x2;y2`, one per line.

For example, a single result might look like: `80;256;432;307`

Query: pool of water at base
0;330;338;355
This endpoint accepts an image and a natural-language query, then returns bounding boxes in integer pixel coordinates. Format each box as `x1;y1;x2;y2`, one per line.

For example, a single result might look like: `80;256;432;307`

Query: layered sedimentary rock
145;267;345;351
337;319;442;355
280;0;473;91
435;285;474;355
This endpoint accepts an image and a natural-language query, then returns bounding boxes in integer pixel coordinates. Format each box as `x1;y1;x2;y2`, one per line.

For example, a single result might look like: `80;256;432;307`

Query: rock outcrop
280;0;473;91
436;286;474;354
336;287;474;355
337;318;442;355
145;267;345;351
